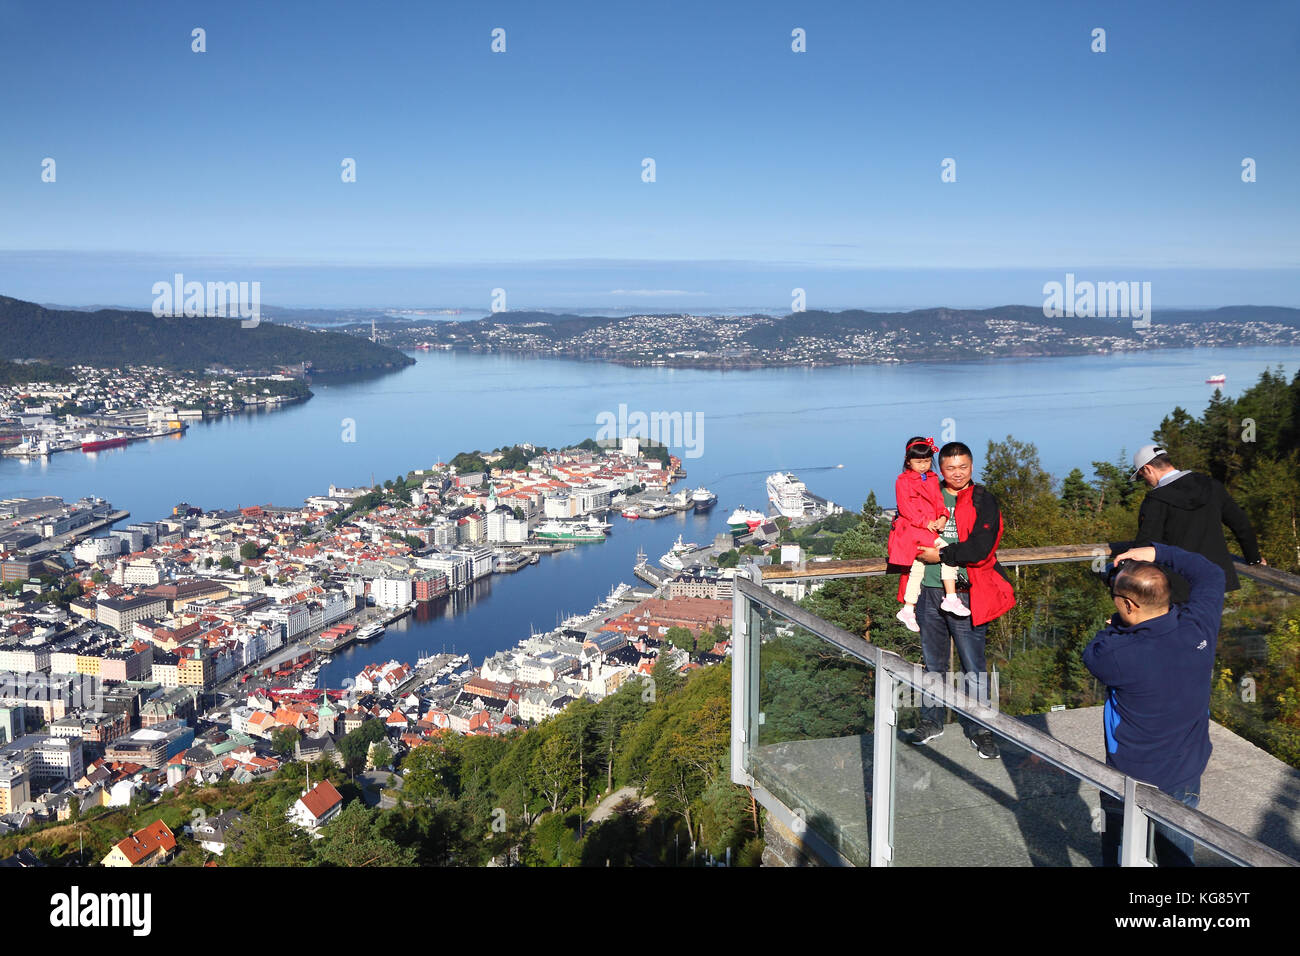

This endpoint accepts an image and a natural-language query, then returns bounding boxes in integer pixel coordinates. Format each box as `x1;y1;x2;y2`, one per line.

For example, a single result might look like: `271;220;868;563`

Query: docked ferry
533;516;611;542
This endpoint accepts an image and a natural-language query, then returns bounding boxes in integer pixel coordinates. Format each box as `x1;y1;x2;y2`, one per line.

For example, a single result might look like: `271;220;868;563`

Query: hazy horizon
2;1;1297;311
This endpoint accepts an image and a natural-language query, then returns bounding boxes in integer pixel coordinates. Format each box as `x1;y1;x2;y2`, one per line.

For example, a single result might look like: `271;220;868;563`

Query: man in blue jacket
1082;542;1224;866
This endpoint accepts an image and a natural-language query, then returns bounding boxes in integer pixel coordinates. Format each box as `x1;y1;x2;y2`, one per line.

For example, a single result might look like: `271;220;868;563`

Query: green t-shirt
921;488;965;588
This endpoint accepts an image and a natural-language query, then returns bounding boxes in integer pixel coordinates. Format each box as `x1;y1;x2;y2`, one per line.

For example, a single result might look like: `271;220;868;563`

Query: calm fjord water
5;346;1296;678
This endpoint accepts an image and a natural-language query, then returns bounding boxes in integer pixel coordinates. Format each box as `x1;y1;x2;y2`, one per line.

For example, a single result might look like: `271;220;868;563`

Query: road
359;770;403;809
587;786;654;825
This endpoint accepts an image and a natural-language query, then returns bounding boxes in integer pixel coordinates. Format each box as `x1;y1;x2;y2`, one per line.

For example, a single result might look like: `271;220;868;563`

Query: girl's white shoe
940;594;972;617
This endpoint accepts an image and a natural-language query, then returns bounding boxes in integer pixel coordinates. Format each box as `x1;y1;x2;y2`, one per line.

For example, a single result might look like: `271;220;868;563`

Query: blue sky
1;0;1297;309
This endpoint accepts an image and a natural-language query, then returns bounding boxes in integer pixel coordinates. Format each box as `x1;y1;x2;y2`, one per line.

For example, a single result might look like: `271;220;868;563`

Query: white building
372;576;413;608
454;547;496;581
0;642;51;674
288;779;343;832
417;553;470;590
74;537;123;563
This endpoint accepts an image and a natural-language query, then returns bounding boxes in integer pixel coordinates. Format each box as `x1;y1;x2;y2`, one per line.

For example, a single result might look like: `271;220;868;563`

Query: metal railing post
730;567;755;786
871;666;897;866
1121;775;1154;867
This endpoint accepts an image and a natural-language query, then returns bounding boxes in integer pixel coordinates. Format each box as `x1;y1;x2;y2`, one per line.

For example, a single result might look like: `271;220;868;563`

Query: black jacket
1133;472;1261;590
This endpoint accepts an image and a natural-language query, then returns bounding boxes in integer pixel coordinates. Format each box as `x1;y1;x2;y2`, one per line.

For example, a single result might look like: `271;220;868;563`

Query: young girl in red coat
889;436;971;631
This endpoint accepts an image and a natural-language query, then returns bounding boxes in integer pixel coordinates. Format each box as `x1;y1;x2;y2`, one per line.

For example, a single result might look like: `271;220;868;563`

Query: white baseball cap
1130;444;1167;480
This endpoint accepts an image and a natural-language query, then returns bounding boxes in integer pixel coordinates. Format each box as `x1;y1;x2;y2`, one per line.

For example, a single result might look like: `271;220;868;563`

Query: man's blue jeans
1100;781;1200;866
917;586;990;738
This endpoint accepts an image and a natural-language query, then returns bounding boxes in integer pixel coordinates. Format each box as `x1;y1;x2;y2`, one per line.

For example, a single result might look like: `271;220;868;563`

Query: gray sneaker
970;731;1000;759
909;721;944;745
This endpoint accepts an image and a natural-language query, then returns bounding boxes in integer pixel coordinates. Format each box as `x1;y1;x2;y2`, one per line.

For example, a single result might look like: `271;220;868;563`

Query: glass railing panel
1214;578;1299;771
890;673;1108;866
748;601;874;866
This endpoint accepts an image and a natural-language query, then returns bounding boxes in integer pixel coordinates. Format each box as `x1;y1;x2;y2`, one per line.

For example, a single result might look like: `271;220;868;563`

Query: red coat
895;481;1016;627
888;470;948;566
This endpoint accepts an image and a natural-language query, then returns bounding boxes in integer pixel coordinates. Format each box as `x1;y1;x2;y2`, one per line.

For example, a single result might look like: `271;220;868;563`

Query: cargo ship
691;487;717;513
81;431;129;452
727;507;766;534
1206;373;1226;385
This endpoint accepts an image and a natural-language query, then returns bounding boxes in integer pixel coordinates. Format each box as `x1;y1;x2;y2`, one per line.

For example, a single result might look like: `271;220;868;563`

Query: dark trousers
1100;780;1200;867
917;586;990;738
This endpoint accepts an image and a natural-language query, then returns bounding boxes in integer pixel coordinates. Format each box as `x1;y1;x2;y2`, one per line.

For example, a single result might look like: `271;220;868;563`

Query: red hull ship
81;431;129;452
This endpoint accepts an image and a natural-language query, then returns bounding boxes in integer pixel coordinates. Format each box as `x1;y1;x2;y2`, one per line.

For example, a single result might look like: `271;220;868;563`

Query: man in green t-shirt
908;442;1016;760
920;486;967;590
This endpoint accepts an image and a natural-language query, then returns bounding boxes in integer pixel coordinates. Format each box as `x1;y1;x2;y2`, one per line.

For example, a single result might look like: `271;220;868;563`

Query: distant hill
0;296;415;374
741;305;1143;349
1147;306;1300;327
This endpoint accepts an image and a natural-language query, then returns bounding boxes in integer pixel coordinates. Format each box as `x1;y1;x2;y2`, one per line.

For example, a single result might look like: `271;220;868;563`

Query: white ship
658;534;699;572
766;472;808;519
356;621;385;642
691;487;717;512
727;507;766;534
533;516;611;542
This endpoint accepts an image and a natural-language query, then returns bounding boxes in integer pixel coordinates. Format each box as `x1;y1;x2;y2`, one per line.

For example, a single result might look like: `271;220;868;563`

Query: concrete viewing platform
753;706;1300;866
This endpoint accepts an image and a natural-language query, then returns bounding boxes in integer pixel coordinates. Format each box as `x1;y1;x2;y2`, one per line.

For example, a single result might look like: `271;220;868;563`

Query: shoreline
391;340;1300;372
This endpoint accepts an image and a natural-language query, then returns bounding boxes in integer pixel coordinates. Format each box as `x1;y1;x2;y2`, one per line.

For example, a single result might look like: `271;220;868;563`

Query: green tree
370;741;393;770
982;436;1057;539
663;626;695;655
270;726;301;757
401;742;460;805
239;541;260;561
224;798;315;867
314;802;416;867
650;652;685;698
1059;467;1095;513
530;729;579;813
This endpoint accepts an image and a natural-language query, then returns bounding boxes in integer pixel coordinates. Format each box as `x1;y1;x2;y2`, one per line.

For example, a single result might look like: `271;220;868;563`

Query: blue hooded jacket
1082;543;1225;794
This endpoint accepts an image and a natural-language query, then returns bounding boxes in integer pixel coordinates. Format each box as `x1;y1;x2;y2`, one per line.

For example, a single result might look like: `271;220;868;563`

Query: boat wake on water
705;463;845;485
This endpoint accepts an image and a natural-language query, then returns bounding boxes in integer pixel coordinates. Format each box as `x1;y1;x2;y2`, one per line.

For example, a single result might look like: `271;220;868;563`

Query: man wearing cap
1130;444;1265;591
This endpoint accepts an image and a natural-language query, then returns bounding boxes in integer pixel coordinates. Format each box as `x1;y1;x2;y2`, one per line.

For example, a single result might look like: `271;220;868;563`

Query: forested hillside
0;295;415;374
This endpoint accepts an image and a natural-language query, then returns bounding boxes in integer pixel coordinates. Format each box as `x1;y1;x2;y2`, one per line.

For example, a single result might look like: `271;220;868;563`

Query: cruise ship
356;621;385;642
766;472;808;519
533;516;611;542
